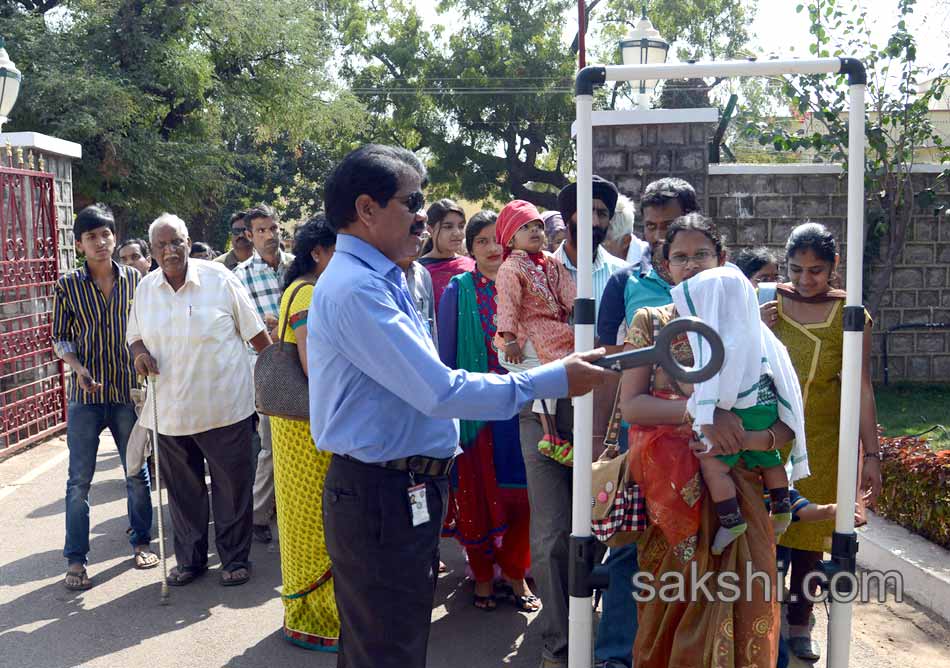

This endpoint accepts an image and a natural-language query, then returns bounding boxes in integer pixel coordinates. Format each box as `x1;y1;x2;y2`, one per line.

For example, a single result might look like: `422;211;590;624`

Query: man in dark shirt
52;204;156;590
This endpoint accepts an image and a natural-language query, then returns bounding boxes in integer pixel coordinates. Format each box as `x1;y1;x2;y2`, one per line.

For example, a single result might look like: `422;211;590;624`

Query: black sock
715;497;745;528
770;487;792;515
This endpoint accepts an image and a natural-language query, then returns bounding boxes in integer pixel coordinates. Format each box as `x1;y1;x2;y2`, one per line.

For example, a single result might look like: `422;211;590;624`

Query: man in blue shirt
592;177;700;668
308;144;615;668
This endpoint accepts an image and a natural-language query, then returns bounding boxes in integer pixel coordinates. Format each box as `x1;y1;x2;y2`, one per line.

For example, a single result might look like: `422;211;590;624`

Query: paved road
1;434;948;668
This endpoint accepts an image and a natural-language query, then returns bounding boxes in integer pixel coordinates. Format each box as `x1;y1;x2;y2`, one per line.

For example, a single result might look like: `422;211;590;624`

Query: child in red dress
494;200;576;463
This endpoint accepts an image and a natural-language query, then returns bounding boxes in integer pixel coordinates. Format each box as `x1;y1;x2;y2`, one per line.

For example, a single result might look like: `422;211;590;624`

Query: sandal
166;565;207;587
133;548;160;570
787;636;820;662
64;566;93;591
220;565;251;587
504;592;542;612
473;593;497;611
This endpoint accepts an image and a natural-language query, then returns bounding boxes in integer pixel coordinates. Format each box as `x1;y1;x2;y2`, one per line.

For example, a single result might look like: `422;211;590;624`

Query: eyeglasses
668;249;716;267
399;191;426;214
231;227;247;236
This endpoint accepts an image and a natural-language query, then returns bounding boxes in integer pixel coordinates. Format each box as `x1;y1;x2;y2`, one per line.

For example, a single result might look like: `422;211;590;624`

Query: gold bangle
767;427;777;451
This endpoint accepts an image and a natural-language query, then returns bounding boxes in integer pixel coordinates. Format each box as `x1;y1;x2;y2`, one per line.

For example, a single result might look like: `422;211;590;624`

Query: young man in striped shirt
233;204;294;544
52;204;157;591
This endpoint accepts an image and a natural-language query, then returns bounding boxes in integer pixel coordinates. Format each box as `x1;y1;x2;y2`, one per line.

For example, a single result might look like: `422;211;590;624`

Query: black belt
339;453;455;478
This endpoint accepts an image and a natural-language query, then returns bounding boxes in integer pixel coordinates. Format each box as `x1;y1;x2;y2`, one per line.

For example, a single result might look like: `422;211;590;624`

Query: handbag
254;280;314;421
591;380;647;546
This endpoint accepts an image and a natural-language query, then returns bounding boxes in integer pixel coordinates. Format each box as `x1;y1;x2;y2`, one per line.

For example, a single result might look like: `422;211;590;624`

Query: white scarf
671;264;810;482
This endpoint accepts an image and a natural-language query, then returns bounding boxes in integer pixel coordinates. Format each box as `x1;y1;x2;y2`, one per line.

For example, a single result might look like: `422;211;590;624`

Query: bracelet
864;452;881;460
504;341;518;348
766;427;776;451
134;352;150;366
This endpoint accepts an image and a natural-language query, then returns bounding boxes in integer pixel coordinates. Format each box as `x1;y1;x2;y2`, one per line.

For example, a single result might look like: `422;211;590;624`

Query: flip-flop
473;593;497;611
64;567;93;591
787;636;820;662
166;566;207;587
220;566;251;587
133;549;160;570
504;592;542;612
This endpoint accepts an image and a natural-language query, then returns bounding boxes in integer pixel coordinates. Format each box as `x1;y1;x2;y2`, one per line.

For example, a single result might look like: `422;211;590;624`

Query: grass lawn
874;383;950;451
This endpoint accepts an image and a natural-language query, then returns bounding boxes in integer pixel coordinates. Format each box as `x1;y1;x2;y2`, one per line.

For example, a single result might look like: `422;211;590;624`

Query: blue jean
594;543;640;667
64;402;152;565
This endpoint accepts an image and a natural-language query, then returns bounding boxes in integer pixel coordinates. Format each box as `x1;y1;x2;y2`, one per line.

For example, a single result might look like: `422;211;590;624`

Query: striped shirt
52;261;139;405
553;242;629;319
233;249;294;321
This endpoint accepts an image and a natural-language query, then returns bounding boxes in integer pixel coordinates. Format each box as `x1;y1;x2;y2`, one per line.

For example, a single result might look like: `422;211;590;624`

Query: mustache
410;223;426;236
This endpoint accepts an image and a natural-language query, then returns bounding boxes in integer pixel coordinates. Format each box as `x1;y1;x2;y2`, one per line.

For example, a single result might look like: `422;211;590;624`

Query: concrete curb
857;510;950;621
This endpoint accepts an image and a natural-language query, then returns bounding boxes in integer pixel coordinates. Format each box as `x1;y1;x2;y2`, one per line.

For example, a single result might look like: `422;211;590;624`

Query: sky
414;0;949;72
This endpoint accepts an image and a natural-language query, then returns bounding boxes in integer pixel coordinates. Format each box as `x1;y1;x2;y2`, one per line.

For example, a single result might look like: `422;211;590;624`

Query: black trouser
323;454;448;668
157;416;255;571
786;548;823;626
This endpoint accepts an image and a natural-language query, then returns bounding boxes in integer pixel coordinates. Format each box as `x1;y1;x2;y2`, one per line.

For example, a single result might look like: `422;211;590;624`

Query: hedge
875;432;950;550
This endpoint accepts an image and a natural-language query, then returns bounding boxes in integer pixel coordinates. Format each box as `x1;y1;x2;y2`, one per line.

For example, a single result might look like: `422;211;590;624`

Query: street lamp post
618;5;669;109
0;37;21;133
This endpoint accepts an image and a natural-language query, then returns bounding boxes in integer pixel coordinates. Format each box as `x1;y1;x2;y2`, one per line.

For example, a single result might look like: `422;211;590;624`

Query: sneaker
252;524;272;543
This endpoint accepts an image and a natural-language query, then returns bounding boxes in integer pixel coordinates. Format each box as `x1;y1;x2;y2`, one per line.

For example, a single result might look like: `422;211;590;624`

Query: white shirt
626;233;651;270
554;242;629;317
127;259;266;436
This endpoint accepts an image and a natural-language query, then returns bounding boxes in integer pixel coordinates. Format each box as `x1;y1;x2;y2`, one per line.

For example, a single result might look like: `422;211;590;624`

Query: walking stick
148;375;170;605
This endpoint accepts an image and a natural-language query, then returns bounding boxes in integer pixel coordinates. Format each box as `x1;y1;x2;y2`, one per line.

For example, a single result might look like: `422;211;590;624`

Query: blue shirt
624;268;673;324
308;234;569;462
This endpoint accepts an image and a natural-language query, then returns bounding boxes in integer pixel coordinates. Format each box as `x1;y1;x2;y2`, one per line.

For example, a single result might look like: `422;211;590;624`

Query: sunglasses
231;227;247;236
399;191;426;214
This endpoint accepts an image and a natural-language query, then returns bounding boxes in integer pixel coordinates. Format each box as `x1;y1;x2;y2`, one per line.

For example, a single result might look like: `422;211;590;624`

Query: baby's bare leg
699;455;736;502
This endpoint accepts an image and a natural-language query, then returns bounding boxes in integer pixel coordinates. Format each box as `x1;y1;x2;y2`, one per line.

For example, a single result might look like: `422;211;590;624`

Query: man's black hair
323;144;427;232
74;204;116;240
245;203;277;228
640;178;700;216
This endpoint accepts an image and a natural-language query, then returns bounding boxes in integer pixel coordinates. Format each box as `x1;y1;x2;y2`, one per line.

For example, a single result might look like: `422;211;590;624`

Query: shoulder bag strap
276;280;315;349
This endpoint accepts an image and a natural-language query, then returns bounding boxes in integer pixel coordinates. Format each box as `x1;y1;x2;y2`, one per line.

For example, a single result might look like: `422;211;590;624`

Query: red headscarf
496;200;545;264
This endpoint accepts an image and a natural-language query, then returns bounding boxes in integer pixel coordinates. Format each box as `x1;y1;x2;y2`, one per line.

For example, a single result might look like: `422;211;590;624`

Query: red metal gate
0;162;64;452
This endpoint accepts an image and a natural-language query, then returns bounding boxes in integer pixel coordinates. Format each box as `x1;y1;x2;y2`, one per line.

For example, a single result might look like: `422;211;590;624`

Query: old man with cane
127;213;270;588
309;144;617;668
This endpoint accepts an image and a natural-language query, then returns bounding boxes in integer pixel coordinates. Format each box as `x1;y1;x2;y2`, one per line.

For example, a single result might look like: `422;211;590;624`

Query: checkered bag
591;445;647;547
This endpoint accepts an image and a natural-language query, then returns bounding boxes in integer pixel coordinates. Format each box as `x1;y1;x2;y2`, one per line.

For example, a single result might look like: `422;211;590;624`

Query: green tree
1;0;361;246
737;0;949;317
337;0;755;208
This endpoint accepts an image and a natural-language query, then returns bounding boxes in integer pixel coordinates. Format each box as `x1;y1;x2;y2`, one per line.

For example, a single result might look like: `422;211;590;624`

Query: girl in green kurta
765;222;882;662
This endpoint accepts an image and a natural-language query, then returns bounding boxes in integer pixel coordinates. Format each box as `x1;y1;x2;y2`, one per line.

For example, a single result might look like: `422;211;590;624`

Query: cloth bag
125;388;151;478
254;281;313;421
591;445;646;546
591;381;646;546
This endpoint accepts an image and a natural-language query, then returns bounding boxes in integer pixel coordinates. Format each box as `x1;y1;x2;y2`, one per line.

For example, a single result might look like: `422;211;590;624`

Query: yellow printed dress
773;287;869;553
270;279;339;651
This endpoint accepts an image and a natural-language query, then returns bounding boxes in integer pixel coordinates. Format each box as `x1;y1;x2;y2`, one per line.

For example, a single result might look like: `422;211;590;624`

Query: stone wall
590;113;948;383
591;110;716;209
708;165;949;383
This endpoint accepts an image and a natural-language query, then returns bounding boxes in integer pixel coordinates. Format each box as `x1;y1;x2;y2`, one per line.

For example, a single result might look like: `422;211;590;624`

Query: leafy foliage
337;0;754;208
734;0;949;316
877;431;950;549
1;0;363;247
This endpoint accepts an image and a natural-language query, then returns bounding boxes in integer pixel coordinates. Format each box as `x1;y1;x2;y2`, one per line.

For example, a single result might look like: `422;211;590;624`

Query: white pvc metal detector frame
571;57;867;668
